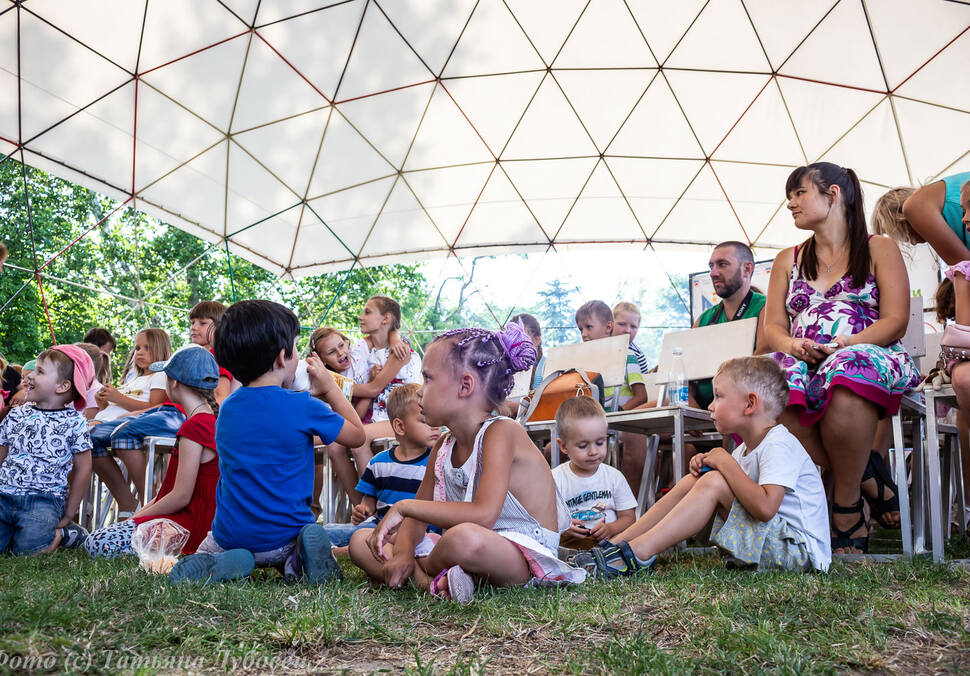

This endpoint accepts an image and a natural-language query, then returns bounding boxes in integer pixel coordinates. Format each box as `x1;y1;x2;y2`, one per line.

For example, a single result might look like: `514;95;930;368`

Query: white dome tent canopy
1;0;969;330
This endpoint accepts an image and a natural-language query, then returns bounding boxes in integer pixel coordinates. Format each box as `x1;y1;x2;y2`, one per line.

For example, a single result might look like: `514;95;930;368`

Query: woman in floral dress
765;162;919;554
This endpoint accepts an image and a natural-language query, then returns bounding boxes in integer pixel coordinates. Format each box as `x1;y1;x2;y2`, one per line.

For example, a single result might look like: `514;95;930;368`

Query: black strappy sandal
861;451;901;529
831;498;869;554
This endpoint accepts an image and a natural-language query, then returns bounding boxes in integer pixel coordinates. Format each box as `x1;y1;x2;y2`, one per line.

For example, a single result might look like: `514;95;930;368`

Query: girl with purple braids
348;323;585;602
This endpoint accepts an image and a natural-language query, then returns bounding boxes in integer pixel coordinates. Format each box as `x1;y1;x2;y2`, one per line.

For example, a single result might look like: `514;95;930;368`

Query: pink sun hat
50;344;95;411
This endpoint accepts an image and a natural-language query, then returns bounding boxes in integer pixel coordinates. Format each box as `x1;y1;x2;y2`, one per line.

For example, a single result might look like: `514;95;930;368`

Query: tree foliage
0;158;431;369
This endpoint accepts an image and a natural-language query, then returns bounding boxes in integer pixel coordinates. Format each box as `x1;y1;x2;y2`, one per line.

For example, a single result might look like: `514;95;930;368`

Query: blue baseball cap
150;345;220;390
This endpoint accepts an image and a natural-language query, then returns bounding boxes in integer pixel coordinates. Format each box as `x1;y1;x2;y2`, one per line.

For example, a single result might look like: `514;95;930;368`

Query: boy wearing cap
0;345;94;555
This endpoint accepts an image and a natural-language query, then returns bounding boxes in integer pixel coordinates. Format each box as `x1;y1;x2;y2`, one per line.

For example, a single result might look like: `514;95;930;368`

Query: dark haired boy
170;300;365;584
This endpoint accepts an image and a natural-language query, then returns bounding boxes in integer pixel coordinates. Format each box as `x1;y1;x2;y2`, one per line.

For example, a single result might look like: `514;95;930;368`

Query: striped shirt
356;446;431;519
628;341;650;374
603;348;646;411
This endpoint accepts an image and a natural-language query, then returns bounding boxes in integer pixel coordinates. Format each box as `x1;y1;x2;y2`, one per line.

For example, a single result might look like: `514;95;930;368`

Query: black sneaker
60;522;88;548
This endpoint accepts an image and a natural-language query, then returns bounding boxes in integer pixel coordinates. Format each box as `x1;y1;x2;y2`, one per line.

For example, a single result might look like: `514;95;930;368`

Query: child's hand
306;355;337;397
382;553;415;588
701;447;732;472
98;385;123;405
351;502;373;525
369;506;405;561
389;335;410;361
565;519;590;539
369;365;383;380
56;515;71;529
587;519;611;540
689;452;706;477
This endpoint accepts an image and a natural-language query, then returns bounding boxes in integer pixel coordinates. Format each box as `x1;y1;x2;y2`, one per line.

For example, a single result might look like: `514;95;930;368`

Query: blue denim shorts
0;492;64;555
90;406;185;457
322;520;377;548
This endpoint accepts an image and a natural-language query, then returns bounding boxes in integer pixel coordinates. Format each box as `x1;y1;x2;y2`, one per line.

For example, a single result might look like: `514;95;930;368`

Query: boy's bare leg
613;472;698;543
327;444;362;505
626;471;734;561
311;463;324;519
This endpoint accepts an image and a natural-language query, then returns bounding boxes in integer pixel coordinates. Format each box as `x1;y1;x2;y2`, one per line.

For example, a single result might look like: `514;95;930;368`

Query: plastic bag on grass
131;519;189;575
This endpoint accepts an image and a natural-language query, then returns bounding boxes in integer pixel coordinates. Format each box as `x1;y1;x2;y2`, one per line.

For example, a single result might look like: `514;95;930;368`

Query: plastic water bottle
668;347;689;407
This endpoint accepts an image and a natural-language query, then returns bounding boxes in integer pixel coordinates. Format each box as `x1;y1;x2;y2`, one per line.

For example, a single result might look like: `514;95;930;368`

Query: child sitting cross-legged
577;356;831;575
553;396;636;552
0;346;94;555
323;383;441;553
168;300;365;584
349;324;585;603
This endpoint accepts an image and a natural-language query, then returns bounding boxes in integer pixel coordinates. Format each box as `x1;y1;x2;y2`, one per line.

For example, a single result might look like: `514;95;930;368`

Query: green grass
1;545;969;675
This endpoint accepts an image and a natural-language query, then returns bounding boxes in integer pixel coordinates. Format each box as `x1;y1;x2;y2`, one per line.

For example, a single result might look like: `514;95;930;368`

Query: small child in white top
552;396;636;550
578;356;830;575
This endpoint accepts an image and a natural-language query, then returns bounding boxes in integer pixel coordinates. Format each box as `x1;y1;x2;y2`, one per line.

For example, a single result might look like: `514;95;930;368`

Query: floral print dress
771;252;919;426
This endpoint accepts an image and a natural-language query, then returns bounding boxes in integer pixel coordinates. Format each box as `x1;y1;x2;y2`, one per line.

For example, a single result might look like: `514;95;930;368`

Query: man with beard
691;241;766;410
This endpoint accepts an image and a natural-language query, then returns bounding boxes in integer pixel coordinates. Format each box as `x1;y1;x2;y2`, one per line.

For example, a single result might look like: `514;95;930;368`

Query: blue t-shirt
941;171;970;243
212;386;345;551
356;446;430;519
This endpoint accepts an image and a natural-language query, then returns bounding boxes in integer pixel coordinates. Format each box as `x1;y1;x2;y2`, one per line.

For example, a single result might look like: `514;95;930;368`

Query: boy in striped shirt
324;383;440;552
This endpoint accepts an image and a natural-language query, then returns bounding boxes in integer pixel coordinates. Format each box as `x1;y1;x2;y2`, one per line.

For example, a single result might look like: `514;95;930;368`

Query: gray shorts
196;531;300;578
711;500;812;572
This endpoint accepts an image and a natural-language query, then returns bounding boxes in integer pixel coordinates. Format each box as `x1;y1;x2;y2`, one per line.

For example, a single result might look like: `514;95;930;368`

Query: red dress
133;413;219;554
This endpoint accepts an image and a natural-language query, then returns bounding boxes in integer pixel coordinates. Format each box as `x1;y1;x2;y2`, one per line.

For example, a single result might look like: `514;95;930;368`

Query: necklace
817;248;846;274
186;402;209;417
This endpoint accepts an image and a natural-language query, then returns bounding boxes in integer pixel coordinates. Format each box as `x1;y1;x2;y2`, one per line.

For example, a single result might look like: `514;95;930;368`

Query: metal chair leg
891;413;913;558
636;434;660;517
924;390;945;563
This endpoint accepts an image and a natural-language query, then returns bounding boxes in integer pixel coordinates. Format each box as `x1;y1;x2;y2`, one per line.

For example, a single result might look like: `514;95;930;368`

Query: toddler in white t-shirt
552;396;636;550
577;356;830;576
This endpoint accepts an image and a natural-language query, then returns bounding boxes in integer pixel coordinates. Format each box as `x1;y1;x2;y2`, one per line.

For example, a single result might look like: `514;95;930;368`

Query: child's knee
438;523;487;558
347;528;374;562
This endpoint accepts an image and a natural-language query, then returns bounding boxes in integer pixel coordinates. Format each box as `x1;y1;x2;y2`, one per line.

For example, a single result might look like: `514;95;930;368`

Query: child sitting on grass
85;346;222;558
349;324;585;603
324;383;440;553
578;356;831;575
169;300;365;584
0;346;93;554
553;396;636;551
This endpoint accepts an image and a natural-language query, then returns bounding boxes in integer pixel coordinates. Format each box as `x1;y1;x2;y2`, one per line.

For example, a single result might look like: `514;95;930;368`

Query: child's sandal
430;565;474;603
575;541;655;578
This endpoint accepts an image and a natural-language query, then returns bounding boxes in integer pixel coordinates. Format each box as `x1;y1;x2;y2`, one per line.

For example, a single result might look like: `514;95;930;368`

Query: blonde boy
578;357;830;575
553;396;636;550
574;301;647;411
612;301;649;375
326;383;440;551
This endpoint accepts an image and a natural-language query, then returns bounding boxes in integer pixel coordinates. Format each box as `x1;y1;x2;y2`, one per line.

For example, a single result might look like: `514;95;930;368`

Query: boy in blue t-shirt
169;300;365;584
325;383;440;551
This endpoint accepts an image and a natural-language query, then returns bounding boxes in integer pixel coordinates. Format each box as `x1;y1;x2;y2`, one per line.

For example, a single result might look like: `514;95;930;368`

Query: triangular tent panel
1;0;968;284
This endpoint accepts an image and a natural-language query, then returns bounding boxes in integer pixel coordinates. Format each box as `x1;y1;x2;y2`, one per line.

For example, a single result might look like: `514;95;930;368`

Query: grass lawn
2;538;969;675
